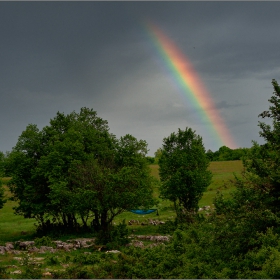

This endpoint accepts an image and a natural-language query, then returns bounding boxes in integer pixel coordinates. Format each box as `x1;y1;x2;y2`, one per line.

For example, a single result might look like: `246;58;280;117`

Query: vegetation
0;160;243;242
0;179;5;211
1;79;280;278
0;151;6;210
159;128;212;221
206;145;250;161
5;108;155;237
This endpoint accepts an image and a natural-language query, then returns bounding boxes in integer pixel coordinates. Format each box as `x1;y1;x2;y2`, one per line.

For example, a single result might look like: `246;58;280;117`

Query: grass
145;160;244;209
0;160;244;243
0;182;37;243
201;160;244;205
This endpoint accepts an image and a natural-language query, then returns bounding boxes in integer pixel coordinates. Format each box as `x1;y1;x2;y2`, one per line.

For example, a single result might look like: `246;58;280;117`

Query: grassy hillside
0;160;244;242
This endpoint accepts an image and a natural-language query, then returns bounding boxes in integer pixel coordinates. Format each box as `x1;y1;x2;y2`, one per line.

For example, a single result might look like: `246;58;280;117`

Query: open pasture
0;160;244;242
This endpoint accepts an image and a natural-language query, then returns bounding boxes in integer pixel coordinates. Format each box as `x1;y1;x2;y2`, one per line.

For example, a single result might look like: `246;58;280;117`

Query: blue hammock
129;209;158;215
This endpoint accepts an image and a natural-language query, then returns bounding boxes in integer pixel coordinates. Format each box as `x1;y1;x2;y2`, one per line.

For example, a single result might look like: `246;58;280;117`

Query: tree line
0;109;212;239
149;144;252;164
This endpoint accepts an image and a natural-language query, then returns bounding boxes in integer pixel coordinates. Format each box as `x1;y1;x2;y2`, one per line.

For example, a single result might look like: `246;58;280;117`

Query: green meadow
0;160;243;243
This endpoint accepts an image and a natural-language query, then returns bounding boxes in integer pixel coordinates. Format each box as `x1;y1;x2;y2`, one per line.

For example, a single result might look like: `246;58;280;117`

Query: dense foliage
0;178;5;211
159;128;212;220
0;151;6;210
154;145;250;163
206;145;250;161
5;108;155;234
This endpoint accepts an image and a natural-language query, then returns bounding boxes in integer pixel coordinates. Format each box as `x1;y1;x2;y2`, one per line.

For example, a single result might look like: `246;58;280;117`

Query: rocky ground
0;234;171;255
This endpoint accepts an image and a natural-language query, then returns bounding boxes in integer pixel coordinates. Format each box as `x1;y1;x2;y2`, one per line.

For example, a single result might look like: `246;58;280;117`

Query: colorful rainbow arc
144;20;237;149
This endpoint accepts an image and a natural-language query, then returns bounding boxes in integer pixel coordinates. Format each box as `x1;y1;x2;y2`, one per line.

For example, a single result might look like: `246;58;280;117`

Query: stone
106;250;121;253
5;242;14;250
132;241;144;248
10;270;22;274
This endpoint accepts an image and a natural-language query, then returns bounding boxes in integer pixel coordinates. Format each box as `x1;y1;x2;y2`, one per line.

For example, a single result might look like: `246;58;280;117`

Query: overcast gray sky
0;2;279;156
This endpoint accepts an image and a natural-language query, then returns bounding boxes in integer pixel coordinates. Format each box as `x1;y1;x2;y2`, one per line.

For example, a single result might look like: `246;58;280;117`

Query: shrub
96;220;129;249
158;220;177;234
34;236;55;248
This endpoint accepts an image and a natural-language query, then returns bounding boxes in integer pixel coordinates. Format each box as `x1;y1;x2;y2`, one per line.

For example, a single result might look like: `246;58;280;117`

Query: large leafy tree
207;79;280;262
70;134;155;233
242;79;280;214
159;127;212;220
6;108;155;232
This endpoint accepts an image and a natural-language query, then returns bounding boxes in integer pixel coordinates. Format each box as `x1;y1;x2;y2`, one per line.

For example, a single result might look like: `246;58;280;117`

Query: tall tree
159;128;212;221
70;134;155;233
243;79;280;214
6;108;155;232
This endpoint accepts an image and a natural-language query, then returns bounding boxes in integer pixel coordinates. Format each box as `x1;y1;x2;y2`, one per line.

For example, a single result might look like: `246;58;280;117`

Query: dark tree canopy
6;108;155;233
243;79;280;214
159;127;212;220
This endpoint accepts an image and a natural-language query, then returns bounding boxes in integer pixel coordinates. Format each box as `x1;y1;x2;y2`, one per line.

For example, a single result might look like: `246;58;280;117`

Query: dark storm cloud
0;2;279;154
215;101;246;110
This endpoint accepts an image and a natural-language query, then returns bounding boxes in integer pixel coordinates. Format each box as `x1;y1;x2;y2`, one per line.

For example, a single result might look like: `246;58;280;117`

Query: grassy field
0;160;244;243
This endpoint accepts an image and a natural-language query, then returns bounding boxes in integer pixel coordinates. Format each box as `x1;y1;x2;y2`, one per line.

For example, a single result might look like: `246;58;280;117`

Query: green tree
6;108;155;233
159;128;212;221
218;146;232;161
206;149;214;161
0;151;7;210
243;79;280;214
0;179;6;211
208;79;280;268
69;134;155;234
0;151;5;175
154;148;162;164
146;156;155;164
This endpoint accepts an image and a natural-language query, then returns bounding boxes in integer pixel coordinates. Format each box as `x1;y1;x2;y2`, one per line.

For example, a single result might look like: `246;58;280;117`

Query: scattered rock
0;246;6;255
17;241;35;249
106;250;121;253
12;250;22;255
128;240;144;248
28;246;40;253
4;264;18;268
199;205;211;212
5;242;14;250
10;270;22;275
38;246;57;254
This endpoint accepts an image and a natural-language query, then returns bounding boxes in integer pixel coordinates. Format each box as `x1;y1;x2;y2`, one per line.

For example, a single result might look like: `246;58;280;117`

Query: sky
0;2;279;156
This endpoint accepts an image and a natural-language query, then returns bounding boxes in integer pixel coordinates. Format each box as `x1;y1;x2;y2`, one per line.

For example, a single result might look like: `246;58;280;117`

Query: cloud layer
0;2;279;155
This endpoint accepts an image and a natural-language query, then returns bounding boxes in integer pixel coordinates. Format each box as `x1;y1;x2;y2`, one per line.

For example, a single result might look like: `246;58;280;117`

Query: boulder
5;243;14;251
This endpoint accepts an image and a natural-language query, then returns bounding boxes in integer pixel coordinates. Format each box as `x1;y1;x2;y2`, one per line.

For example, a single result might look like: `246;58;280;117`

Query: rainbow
144;20;237;149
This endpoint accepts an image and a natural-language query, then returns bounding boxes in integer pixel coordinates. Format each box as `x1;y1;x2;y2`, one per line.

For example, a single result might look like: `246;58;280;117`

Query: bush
72;253;100;265
0;266;8;279
158;220;177;234
34;236;55;248
96;220;129;249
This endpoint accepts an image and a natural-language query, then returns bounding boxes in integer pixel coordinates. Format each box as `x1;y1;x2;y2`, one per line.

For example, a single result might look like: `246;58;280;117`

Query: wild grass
0;161;244;243
0;183;36;243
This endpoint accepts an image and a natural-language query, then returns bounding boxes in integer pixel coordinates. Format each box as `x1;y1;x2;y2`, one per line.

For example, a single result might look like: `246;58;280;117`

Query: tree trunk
91;210;100;231
101;210;108;233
